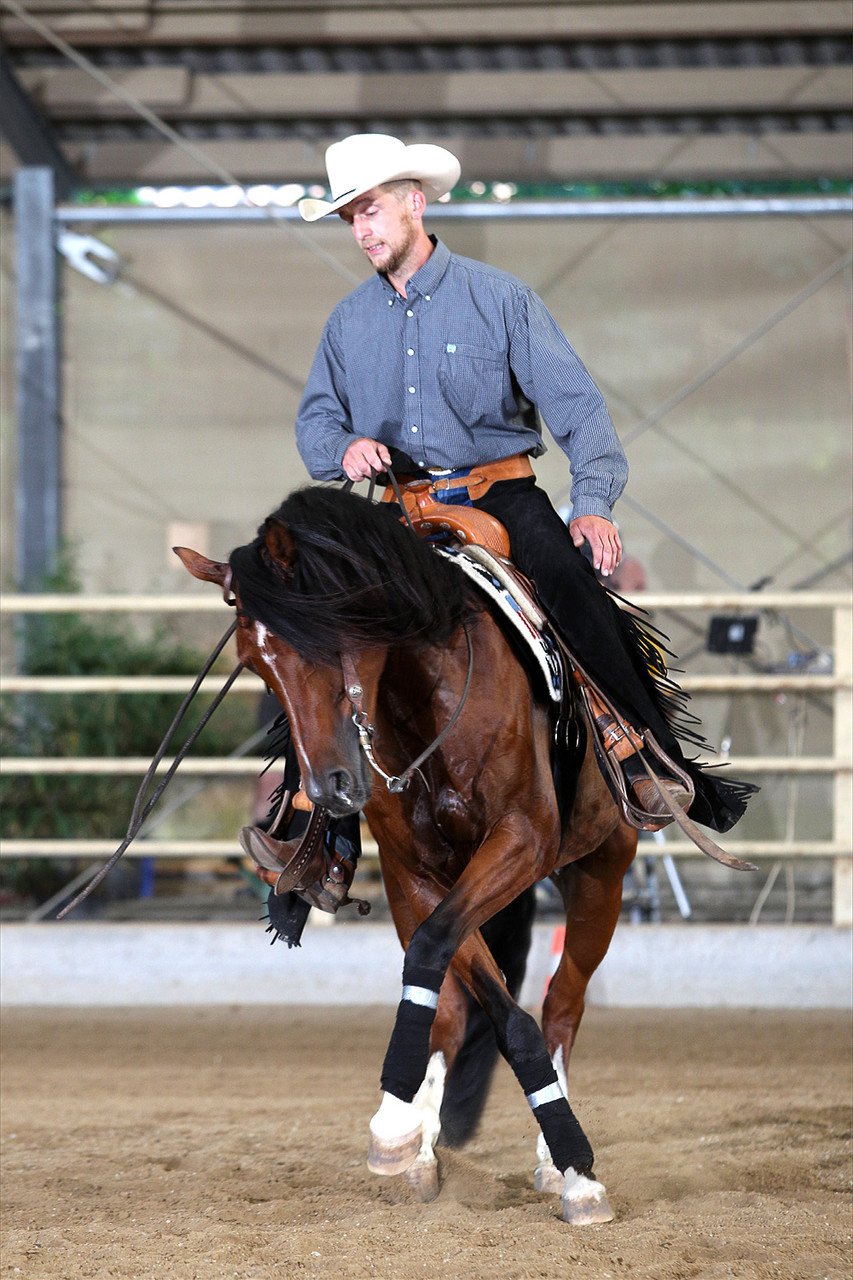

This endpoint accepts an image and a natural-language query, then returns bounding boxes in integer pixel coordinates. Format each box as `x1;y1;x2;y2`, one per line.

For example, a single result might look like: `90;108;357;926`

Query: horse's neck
381;644;459;723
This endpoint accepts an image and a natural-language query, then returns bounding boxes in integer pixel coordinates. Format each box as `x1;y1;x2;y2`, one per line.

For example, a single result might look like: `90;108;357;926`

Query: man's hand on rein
342;437;392;482
570;514;622;578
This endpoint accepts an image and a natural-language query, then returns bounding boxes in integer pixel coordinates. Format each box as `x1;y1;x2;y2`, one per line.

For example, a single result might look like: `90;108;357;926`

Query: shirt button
408;386;415;393
406;309;413;317
388;299;393;306
425;295;431;301
407;348;414;356
411;426;418;433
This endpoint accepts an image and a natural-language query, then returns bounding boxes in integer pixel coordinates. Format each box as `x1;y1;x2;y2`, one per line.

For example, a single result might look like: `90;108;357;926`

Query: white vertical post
833;601;853;927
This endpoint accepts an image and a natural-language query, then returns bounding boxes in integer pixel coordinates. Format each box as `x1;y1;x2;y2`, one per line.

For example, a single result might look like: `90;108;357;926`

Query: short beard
370;212;417;278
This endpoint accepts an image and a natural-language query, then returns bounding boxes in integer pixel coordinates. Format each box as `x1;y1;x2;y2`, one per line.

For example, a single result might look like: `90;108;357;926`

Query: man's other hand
569;515;622;578
342;437;392;482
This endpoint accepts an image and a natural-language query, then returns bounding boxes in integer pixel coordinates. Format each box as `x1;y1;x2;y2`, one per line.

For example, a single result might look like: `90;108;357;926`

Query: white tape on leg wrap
526;1081;564;1110
402;985;440;1010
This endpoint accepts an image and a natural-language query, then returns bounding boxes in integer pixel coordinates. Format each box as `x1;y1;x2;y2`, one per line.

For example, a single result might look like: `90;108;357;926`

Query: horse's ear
173;546;230;587
264;518;297;573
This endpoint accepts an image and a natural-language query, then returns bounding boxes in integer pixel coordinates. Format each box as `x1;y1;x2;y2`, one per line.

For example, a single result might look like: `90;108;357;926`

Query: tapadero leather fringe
607;591;758;834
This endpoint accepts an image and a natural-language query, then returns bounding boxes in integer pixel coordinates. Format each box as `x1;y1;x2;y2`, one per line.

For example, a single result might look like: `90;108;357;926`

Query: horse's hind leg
535;823;638;1193
456;941;615;1224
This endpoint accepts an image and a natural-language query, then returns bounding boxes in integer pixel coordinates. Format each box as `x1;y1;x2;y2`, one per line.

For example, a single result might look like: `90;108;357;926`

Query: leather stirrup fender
565;655;757;870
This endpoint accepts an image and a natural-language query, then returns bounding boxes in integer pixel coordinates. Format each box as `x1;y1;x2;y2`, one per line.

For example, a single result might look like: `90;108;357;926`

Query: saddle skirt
436;542;563;705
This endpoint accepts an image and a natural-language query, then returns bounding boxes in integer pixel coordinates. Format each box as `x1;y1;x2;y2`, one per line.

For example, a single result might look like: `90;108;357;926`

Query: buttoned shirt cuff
331;432;353;474
569;494;615;522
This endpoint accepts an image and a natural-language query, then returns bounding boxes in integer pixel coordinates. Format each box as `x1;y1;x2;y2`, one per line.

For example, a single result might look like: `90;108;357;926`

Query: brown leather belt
382;452;533;503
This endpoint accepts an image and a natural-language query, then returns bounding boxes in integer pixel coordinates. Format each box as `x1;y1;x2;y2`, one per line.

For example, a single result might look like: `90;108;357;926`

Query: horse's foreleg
374;819;616;1223
535;822;638;1194
369;855;469;1200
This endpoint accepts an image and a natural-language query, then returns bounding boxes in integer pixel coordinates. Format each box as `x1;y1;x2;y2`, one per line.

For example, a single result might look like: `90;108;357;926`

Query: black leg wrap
514;1050;594;1177
401;960;445;992
379;959;444;1102
532;1100;595;1178
380;999;437;1102
513;1049;560;1098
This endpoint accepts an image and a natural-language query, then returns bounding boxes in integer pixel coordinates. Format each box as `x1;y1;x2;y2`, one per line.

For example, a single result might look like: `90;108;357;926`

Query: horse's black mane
229;486;479;662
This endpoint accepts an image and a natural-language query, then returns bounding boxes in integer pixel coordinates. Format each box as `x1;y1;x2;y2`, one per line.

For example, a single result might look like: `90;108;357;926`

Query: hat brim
298;143;461;222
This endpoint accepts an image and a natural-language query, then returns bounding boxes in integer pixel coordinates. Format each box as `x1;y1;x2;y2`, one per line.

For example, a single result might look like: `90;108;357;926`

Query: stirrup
571;670;695;831
239;807;370;916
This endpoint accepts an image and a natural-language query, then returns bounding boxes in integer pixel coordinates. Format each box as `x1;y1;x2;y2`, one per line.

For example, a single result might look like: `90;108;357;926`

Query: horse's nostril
330;769;354;800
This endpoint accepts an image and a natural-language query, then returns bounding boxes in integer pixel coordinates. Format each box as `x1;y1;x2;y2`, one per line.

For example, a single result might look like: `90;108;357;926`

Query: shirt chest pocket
437;342;507;424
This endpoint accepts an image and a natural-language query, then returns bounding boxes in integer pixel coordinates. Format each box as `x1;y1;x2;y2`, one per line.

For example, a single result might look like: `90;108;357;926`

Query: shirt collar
379;236;451;301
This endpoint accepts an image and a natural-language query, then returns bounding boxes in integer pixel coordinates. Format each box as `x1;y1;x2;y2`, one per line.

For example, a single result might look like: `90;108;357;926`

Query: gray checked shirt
295;237;628;520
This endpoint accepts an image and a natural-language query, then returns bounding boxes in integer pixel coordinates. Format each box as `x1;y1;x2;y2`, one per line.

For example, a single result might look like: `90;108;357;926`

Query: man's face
338;187;418;276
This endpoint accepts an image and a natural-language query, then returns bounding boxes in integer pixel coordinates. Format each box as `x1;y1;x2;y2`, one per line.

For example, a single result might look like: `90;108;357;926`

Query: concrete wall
2;921;850;1008
2;211;849;597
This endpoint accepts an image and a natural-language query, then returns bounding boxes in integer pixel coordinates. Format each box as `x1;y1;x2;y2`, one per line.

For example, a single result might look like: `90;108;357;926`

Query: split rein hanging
56;617;243;919
58;469;472;917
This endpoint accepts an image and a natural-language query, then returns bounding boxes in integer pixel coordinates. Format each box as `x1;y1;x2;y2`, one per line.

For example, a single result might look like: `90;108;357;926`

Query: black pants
473;478;753;831
474;477;672;745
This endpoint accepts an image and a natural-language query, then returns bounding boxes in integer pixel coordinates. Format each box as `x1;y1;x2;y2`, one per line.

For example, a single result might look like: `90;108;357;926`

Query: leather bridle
341;624;474;795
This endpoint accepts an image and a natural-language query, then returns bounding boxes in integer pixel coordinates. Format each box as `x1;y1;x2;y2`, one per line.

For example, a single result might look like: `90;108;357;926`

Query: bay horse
176;484;638;1225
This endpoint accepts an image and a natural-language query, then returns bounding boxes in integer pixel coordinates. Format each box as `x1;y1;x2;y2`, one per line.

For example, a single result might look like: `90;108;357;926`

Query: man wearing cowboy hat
293;133;751;834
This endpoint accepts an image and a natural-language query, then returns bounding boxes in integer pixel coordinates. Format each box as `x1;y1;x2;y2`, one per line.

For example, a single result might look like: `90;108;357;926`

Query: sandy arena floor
1;1006;850;1280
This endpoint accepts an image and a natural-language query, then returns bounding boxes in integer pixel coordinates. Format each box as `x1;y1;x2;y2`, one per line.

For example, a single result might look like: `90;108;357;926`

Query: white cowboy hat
298;133;461;222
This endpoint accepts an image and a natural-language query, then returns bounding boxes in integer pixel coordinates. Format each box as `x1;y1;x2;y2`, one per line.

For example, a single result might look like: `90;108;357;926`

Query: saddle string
57;620;243;919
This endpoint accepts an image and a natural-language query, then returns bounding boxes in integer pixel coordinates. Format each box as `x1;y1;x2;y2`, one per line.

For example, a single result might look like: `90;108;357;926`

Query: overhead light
210;185;245;208
183;186;216;208
151;186;186;208
271;184;305;206
132;183;308;209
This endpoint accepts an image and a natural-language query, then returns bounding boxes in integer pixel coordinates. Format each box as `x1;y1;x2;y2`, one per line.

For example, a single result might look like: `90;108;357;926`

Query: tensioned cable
623;249;853;447
549;247;852;602
1;0;363;288
119;270;306;392
586;362;841;577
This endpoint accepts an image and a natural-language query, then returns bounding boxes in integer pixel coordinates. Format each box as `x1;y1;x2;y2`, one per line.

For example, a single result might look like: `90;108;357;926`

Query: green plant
0;556;255;900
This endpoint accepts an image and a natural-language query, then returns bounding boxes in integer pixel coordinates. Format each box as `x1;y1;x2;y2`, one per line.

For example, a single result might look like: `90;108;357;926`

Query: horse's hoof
560;1170;615;1225
403;1155;440;1202
366;1125;422;1177
534;1160;565;1195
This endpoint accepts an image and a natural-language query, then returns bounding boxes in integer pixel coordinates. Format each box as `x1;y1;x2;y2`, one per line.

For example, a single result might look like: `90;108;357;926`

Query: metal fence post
14;166;61;590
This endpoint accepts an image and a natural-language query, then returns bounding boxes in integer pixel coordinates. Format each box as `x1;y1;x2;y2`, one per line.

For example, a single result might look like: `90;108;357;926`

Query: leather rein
338;466;476;795
57;577;244;919
56;473;474;917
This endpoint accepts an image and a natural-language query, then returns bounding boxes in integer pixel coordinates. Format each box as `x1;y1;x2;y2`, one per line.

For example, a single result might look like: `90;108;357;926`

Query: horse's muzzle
306;764;371;817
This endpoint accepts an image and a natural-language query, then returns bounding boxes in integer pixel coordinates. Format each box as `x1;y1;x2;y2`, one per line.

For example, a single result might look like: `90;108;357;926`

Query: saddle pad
436;544;563;703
